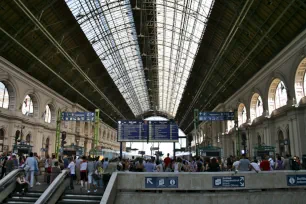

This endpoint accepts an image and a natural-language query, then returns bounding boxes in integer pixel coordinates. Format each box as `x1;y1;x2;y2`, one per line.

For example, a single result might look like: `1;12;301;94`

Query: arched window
0;82;9;109
22;95;34;116
294;58;306;103
26;134;31;144
257;135;261;146
275;82;287;109
238;103;247;126
0;128;4;152
227;120;235;132
250;93;263;121
44;105;51;123
268;79;288;114
278;130;285;157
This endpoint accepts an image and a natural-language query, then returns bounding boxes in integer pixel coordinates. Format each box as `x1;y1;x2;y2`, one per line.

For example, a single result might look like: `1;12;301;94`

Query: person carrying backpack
291;156;301;170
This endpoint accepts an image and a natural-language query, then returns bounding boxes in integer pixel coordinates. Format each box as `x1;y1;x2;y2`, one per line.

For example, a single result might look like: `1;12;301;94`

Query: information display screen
117;120;148;142
61;112;95;121
148;121;179;142
199;112;235;121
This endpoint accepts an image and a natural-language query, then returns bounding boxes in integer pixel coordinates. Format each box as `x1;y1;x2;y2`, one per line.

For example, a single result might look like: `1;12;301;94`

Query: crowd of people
114;153;303;173
0;151;304;194
0;152;112;194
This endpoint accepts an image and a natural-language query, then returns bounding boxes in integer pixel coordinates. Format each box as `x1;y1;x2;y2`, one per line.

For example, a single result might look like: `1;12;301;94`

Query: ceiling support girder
13;0;127;119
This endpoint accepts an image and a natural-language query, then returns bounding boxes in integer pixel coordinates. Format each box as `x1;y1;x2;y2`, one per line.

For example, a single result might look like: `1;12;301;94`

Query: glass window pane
0;82;9;109
22;95;33;116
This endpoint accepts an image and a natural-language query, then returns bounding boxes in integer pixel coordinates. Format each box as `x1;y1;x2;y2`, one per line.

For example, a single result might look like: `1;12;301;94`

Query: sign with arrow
213;176;245;188
145;177;178;188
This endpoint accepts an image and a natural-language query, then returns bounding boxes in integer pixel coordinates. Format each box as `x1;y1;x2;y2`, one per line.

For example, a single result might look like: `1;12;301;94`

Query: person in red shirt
164;153;171;171
260;157;271;171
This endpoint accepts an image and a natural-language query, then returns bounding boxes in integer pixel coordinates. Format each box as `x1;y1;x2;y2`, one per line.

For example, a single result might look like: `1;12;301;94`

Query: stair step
6;197;38;202
63;194;103;200
57;199;101;204
11;193;41;197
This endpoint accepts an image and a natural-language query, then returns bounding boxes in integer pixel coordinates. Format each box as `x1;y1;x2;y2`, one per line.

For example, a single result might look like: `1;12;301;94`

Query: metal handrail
35;169;69;204
0;169;23;189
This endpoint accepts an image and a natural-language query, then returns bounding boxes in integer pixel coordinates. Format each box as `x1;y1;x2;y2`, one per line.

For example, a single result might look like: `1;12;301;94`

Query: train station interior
1;0;306;204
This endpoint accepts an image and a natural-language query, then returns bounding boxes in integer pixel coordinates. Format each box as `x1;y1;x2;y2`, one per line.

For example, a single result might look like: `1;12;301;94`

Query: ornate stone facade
0;57;123;156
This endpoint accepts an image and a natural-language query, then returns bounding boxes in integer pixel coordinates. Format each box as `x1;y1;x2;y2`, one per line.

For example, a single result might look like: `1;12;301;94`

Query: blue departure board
117;120;148;142
199;112;235;121
61;112;95;121
148;121;179;142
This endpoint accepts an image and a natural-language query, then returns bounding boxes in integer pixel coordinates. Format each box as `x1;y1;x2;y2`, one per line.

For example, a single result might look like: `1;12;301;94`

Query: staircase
56;193;103;204
3;191;42;204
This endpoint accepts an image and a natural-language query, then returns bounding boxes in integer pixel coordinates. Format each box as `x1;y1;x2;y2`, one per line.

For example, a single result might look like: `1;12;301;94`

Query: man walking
25;152;38;188
67;157;75;190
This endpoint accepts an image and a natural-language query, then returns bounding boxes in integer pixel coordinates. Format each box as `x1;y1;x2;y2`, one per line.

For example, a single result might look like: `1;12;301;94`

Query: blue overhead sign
148;121;179;142
61;112;95;122
287;175;306;186
145;177;178;188
199;112;235;121
117;120;148;142
213;176;245;188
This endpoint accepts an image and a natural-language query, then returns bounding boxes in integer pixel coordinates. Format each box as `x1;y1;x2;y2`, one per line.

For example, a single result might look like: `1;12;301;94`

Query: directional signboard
145;177;178;188
213;176;245;188
61;112;95;122
287;175;306;186
199;112;235;121
117;120;148;142
148;121;179;142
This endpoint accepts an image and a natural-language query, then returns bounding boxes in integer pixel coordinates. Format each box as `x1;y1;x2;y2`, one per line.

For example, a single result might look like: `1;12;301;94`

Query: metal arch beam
13;0;127;119
0;0;58;52
183;0;297;132
80;0;148;115
179;0;255;127
0;25;119;124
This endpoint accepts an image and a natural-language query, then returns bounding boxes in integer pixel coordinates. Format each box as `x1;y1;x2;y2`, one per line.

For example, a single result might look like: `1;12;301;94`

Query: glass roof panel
156;0;214;116
66;0;150;116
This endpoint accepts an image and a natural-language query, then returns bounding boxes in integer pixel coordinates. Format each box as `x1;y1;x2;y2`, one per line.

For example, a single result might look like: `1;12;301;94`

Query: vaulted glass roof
65;0;214;118
156;0;214;116
66;0;150;116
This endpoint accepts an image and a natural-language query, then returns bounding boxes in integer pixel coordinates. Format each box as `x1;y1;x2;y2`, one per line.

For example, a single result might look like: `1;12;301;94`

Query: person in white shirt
25;152;38;188
269;158;275;170
250;159;261;173
67;158;75;190
80;157;88;188
75;156;82;184
232;158;240;171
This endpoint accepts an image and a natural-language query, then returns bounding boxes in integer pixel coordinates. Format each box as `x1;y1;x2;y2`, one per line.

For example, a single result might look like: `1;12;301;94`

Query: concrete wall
115;191;306;204
101;172;306;204
193;28;306;159
0;57;121;156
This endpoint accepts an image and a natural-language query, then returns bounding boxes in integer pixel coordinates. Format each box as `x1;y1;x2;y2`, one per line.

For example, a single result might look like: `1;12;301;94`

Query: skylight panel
66;0;149;116
156;0;214;116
